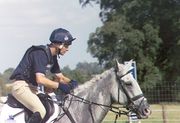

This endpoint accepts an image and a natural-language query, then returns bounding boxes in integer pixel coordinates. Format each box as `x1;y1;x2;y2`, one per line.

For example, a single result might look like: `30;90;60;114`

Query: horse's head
114;60;151;119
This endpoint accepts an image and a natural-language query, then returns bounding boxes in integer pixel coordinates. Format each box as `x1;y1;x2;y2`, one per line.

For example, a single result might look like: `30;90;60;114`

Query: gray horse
54;60;151;123
0;60;151;123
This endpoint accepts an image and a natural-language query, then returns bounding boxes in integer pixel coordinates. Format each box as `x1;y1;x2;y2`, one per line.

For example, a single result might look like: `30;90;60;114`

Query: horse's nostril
143;108;151;116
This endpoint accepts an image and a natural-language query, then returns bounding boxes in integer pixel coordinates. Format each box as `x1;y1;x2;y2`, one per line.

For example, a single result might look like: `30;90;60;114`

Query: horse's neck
76;69;114;101
73;69;115;122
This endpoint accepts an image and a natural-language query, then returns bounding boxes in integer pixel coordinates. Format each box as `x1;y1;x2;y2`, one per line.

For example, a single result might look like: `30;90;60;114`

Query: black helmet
49;28;76;45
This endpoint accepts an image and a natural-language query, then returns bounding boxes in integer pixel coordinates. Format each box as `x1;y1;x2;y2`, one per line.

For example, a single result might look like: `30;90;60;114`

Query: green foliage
0;68;14;96
62;62;104;83
2;68;14;83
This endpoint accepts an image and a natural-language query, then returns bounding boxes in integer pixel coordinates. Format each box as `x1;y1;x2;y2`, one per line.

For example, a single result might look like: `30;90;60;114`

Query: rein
49;93;129;123
68;93;129;123
69;93;128;115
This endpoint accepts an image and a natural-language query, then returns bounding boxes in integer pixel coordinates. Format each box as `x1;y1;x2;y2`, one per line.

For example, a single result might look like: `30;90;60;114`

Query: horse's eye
125;82;132;86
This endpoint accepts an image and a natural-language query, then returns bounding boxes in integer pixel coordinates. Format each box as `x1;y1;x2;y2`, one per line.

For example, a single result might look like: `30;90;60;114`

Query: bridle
115;69;145;113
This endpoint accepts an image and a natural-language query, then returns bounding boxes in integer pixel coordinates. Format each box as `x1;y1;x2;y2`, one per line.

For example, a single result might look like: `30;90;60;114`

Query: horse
0;60;151;123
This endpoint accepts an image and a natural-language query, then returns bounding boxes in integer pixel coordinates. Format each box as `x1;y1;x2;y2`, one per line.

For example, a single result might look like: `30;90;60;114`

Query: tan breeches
11;81;46;119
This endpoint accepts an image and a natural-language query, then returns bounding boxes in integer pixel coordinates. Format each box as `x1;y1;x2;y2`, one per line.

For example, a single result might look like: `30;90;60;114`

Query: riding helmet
49;28;76;45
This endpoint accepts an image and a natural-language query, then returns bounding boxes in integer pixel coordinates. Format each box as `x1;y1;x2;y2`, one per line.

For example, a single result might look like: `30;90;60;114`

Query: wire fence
143;82;180;104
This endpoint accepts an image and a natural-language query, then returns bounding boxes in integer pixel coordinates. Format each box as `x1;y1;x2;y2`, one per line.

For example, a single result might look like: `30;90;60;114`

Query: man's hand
58;80;78;94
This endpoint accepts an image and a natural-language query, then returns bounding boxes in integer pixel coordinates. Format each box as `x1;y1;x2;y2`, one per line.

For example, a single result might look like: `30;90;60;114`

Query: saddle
6;93;55;123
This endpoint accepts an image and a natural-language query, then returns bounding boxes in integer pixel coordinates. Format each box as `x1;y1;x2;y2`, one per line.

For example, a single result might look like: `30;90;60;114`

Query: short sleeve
30;50;49;74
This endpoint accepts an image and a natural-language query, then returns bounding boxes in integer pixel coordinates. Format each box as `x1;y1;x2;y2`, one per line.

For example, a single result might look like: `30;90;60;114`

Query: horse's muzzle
136;98;151;119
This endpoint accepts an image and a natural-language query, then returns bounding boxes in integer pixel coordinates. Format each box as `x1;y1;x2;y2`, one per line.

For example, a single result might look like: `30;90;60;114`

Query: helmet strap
58;52;60;58
55;47;61;58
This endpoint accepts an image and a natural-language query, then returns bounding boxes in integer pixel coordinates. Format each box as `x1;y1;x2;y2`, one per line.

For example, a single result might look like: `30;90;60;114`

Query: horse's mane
74;68;114;94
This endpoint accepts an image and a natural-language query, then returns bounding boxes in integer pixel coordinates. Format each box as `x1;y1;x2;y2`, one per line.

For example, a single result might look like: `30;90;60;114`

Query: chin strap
53;44;61;58
57;51;61;58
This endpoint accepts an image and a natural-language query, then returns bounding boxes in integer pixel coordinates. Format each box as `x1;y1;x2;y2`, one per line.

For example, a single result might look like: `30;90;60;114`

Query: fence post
162;104;167;123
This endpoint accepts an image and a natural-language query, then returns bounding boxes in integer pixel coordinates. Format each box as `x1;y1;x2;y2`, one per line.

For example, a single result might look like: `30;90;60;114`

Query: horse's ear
115;59;120;71
115;59;124;71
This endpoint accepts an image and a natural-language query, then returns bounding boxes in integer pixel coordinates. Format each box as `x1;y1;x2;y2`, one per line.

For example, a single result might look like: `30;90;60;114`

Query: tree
80;0;180;92
0;75;5;96
0;68;14;96
2;68;14;83
62;62;104;83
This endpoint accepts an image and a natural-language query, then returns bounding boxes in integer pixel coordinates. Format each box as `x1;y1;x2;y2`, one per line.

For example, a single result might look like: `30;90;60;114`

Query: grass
102;104;180;123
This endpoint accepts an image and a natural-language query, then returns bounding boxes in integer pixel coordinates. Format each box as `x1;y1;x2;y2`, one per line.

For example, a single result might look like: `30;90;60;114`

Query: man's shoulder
29;45;52;64
30;45;46;50
26;45;48;54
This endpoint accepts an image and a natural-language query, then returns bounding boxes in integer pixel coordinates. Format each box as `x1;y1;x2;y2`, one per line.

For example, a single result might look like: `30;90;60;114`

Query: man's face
58;44;70;55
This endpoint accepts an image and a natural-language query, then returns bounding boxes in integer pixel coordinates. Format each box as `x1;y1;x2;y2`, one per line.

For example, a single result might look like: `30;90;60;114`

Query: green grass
102;104;180;123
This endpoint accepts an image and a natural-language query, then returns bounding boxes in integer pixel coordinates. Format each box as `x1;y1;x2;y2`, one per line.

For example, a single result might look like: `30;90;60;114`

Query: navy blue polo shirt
10;45;61;86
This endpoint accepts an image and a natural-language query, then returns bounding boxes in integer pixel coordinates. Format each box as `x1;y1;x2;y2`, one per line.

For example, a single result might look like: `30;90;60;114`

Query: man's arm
35;73;59;89
55;73;71;84
36;72;78;94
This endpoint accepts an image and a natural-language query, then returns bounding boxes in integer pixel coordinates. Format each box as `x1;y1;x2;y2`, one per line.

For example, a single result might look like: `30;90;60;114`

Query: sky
0;0;102;73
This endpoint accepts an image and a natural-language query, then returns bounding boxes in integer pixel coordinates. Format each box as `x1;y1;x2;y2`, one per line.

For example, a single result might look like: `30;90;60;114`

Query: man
9;28;78;123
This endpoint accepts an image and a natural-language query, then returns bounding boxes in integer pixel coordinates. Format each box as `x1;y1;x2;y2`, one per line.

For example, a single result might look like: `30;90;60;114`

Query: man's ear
55;43;64;49
59;44;63;49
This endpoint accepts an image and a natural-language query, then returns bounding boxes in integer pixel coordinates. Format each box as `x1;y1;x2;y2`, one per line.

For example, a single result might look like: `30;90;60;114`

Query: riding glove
58;80;78;94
